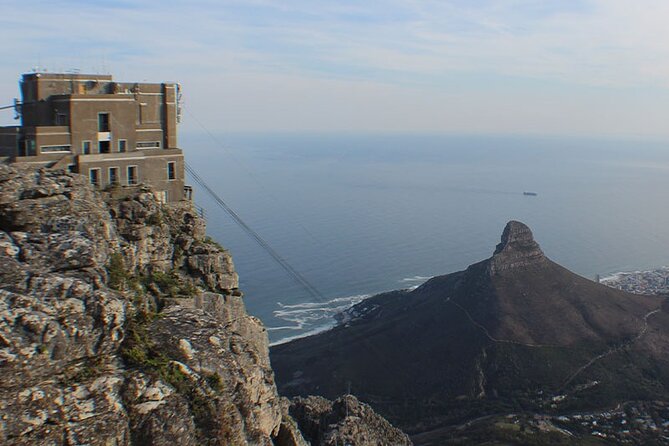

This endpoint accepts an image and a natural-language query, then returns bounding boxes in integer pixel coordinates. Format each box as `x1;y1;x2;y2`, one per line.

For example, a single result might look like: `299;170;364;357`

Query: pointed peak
490;221;546;274
494;221;537;254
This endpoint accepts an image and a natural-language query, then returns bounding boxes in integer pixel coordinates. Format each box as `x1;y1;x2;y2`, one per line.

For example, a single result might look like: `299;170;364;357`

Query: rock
123;371;198;446
1;373;130;446
145;303;281;445
489;220;547;274
289;395;413;446
185;244;239;292
274;398;310;446
0;165;407;445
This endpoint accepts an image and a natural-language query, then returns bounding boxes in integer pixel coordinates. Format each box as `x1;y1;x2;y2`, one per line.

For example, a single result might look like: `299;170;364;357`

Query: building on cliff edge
0;72;189;203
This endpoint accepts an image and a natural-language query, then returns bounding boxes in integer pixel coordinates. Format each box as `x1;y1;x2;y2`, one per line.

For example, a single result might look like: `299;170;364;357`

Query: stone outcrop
0;167;130;445
289;395;413;446
0;165;286;445
489;220;546;274
0;165;406;445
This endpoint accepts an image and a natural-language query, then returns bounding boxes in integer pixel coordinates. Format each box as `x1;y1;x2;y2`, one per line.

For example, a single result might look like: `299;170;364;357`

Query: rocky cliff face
0;166;408;445
288;395;412;446
489;220;546;274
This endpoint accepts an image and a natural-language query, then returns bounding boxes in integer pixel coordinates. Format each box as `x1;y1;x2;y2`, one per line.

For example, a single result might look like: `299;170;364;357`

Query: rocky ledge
288;395;412;446
0;166;409;445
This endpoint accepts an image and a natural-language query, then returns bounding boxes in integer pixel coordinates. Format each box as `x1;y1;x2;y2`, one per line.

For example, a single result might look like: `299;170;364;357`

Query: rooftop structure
0;72;188;202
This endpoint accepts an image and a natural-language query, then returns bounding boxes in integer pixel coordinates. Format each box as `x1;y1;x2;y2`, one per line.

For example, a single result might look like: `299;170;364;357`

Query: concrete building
0;72;187;202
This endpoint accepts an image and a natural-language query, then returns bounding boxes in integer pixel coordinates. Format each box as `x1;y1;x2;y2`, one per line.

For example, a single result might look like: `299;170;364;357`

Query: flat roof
22;73;114;81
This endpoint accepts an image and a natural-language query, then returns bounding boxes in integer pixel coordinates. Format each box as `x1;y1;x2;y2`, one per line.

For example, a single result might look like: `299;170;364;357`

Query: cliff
0;166;409;445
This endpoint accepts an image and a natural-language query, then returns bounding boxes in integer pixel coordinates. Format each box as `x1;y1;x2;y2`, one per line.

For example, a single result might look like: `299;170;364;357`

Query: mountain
0;165;409;446
271;221;669;443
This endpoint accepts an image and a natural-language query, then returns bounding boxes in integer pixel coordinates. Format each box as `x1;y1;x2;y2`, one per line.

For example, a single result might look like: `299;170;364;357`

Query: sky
2;0;669;138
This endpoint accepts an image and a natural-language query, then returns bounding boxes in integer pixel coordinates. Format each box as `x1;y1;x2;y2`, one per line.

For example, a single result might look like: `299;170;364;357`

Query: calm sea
181;132;669;344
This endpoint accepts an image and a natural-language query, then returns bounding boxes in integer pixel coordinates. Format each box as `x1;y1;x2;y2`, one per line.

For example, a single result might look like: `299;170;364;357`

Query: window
82;141;91;154
118;139;127;153
137;141;160;149
109;167;119;185
67;164;77;173
98;113;110;132
155;190;167;204
89;168;101;187
138;103;145;125
24;140;36;156
127;166;138;185
167;161;176;180
55;113;68;126
40;145;71;153
99;141;110;154
136;141;161;149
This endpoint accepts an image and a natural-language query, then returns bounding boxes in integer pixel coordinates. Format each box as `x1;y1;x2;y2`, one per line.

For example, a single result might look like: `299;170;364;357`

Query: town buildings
0;72;187;202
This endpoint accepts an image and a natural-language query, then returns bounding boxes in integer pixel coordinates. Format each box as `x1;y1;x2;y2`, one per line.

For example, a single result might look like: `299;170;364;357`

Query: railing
184;184;193;201
194;204;206;220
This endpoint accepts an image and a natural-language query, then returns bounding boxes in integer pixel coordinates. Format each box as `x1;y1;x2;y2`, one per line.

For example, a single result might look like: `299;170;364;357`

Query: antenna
176;83;183;124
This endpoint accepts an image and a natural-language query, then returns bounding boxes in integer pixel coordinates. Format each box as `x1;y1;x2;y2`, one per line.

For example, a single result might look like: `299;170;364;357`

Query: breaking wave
400;275;431;290
268;275;433;346
268;294;370;346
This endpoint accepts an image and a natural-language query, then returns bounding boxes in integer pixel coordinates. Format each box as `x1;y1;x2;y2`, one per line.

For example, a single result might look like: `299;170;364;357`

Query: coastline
269;277;430;345
270;266;669;346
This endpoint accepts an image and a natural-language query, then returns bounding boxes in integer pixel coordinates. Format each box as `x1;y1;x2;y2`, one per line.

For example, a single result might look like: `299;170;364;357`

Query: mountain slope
271;221;669;439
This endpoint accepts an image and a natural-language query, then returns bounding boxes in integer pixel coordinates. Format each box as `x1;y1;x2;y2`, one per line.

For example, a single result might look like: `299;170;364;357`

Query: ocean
181;132;669;344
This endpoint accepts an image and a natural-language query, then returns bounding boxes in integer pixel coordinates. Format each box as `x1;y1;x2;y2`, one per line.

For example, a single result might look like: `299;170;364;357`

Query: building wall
67;95;137;155
25;126;71;155
77;149;184;202
19;74;179;154
1;73;186;202
20;74;114;127
0;127;19;157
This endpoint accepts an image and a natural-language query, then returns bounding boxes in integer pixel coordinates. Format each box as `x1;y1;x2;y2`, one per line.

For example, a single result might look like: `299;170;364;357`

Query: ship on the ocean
523;191;538;196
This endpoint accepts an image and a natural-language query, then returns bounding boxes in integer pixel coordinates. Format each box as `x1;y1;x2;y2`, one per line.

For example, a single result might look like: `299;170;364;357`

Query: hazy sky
2;0;669;138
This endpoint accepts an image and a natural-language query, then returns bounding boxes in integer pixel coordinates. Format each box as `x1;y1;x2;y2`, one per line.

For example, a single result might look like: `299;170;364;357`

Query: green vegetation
203;236;226;252
122;311;193;387
106;251;198;300
142;270;199;299
61;356;106;384
107;252;129;291
121;309;221;438
121;311;164;370
205;372;223;392
122;314;221;395
71;359;105;382
110;249;218;435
